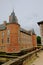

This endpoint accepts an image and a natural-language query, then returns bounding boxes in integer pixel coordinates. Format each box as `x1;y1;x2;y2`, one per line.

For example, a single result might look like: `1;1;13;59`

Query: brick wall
20;32;33;50
32;34;37;48
6;23;20;53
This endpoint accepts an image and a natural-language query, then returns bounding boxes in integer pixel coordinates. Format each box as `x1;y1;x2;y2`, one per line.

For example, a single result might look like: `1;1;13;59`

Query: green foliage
37;36;41;45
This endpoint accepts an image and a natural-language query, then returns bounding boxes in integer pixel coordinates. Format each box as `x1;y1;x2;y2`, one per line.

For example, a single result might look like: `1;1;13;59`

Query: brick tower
6;10;20;53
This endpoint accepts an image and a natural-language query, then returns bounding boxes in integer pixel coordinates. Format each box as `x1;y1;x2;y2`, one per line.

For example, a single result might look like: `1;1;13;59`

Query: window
7;30;10;37
7;30;10;43
18;30;20;43
2;32;4;38
2;39;3;43
2;32;4;43
7;37;10;43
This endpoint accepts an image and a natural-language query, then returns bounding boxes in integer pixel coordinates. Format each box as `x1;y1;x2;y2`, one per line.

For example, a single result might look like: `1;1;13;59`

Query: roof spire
13;8;14;12
9;9;18;24
12;8;14;14
11;9;15;16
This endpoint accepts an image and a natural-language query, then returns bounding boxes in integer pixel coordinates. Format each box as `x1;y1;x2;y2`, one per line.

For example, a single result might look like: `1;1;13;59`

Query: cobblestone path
31;51;43;65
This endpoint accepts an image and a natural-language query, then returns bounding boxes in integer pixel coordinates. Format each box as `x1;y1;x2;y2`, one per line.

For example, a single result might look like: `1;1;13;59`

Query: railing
2;48;42;65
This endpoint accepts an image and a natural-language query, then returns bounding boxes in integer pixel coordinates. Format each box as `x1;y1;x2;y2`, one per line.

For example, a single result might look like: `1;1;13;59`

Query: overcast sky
0;0;43;36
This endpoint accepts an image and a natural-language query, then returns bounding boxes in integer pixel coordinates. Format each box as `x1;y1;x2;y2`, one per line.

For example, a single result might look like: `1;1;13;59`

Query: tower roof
9;10;18;24
11;10;15;16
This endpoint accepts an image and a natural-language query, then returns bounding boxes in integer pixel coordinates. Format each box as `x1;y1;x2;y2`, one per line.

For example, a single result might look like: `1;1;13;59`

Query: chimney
3;21;7;26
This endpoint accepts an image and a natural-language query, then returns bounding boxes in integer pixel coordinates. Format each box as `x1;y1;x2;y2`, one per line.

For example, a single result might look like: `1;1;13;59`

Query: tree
37;36;41;45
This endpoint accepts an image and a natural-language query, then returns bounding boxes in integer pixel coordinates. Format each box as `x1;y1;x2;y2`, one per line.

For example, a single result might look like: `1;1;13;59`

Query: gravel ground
31;50;43;65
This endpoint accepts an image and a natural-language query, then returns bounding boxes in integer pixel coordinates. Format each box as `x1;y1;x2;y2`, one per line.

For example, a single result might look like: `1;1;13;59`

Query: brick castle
0;11;37;53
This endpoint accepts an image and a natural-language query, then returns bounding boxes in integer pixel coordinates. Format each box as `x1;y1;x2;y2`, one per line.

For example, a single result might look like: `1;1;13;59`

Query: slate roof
20;28;31;35
0;24;6;31
10;10;18;24
20;28;36;35
0;24;35;35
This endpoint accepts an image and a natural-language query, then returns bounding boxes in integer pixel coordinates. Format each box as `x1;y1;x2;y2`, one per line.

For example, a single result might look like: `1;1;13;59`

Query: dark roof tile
20;28;31;35
0;24;6;30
